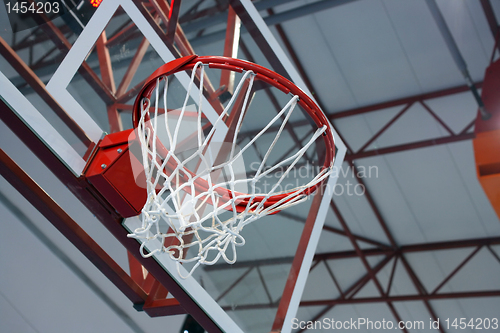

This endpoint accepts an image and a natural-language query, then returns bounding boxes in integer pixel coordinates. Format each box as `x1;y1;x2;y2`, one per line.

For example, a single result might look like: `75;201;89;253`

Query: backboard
0;1;346;332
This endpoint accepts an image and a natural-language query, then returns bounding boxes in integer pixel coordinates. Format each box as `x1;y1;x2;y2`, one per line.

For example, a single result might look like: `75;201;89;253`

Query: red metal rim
132;55;335;211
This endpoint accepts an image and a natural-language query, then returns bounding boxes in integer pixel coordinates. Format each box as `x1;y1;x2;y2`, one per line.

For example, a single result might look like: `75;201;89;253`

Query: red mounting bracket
82;129;147;218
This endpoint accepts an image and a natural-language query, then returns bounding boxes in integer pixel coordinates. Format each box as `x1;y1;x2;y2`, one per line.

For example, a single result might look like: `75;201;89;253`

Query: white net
127;62;333;278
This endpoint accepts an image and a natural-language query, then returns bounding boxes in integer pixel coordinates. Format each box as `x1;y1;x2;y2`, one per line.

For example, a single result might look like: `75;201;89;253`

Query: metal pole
425;0;491;120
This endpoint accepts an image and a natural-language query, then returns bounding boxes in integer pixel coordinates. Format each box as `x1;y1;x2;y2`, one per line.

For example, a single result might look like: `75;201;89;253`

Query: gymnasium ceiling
1;0;500;332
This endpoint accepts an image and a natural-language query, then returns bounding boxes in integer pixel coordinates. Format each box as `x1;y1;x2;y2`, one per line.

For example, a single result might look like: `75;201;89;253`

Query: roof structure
1;1;500;332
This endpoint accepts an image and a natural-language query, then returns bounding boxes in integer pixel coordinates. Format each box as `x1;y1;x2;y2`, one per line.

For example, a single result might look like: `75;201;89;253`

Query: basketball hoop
126;55;335;277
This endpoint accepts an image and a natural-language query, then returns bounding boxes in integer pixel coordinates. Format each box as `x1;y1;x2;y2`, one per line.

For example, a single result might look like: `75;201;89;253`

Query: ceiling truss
1;1;499;332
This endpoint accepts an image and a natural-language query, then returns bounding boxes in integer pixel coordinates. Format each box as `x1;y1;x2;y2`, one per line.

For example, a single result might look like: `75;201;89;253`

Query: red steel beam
385;256;399;295
143;297;185;316
116;37;151;99
258;25;439;329
431;246;482;294
128;251;156;293
420;100;454;135
398;255;445;333
107;104;123;134
300;290;500;306
106;21;137;48
96;32;116;94
296;254;395;333
329;200;409;333
167;0;182;41
220;6;241;95
345;132;475;161
179;1;226;24
488;246;500;263
0;148;147;305
356;103;413;153
271;183;328;331
148;0;171;34
97;29;186;322
273;127;315;168
96;31;122;133
222;254;395;313
12;25;67;51
216;267;253;302
257;266;274;304
204;236;500;271
0;99;224;333
270;8;316;96
205;248;392;272
133;0;225;115
135;0;181;56
279;210;392;249
142;279;186;316
322;235;500;257
329;201;391;289
239;82;482;140
402;236;500;252
347;159;445;331
0;37;92;147
322;223;391;248
229;0;290;80
344;95;474;160
227;289;500;311
116;77;150;104
32;12;116;104
330;82;483;120
323;260;345;298
348;160;397;246
31;45;59;69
